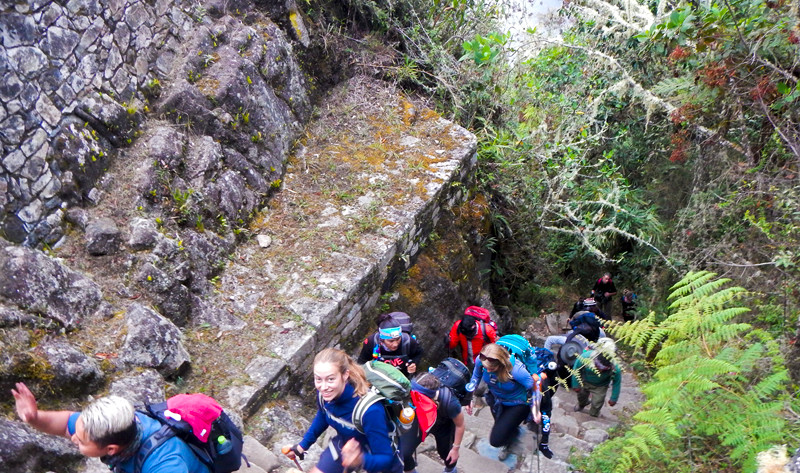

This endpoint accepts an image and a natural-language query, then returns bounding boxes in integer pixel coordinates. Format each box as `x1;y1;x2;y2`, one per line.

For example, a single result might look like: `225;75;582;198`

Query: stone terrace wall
0;0;309;245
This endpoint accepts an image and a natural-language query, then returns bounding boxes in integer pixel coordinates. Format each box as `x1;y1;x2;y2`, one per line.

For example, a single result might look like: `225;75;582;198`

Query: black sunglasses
479;354;499;364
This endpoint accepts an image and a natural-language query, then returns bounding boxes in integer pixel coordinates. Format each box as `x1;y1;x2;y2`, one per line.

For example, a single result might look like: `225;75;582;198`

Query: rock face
0;418;83;473
0;1;309;247
120;303;191;377
0;239;103;330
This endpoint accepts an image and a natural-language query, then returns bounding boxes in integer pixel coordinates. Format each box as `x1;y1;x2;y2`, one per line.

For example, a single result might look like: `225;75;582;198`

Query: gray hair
81;396;136;445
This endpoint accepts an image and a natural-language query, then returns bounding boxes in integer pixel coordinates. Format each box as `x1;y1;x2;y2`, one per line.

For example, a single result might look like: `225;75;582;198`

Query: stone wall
0;0;309;246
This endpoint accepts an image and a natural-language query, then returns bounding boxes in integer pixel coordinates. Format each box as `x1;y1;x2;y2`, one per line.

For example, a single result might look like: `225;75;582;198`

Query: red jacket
448;320;498;366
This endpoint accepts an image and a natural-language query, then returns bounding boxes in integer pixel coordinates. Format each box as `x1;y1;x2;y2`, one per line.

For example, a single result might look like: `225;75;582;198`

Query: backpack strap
401;332;411;357
478;320;489;344
352;390;386;434
318;392;357;431
134;423;175;473
466;336;473;365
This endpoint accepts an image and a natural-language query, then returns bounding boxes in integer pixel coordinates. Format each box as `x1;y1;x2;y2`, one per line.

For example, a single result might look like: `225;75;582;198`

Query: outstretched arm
12;382;72;437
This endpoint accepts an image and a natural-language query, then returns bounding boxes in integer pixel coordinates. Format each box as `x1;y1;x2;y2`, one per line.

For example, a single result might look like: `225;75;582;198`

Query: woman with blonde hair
467;343;540;460
283;348;403;473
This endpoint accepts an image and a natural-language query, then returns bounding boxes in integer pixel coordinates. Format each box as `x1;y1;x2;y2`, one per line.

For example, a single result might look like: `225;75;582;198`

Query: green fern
599;271;793;472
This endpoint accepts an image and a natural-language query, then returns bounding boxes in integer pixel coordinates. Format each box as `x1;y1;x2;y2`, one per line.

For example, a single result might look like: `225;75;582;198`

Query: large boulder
109;369;166;405
0;418;82;473
0;240;103;330
119;304;191;377
36;337;104;395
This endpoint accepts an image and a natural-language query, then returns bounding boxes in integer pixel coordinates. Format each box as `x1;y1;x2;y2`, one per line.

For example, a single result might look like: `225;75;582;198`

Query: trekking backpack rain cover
410;390;438;441
354;360;412;434
137;393;244;473
431;357;472;406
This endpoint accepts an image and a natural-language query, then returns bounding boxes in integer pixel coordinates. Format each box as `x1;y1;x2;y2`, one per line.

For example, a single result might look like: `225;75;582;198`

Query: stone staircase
250;313;644;473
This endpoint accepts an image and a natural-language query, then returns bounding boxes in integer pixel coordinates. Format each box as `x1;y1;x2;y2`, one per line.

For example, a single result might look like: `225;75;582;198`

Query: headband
379;326;402;340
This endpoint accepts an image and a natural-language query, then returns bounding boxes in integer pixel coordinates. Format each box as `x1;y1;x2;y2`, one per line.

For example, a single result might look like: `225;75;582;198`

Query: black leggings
400;419;457;471
489;403;530;448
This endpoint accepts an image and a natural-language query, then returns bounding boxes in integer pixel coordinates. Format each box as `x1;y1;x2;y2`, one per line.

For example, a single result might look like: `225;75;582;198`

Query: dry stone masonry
0;0;310;246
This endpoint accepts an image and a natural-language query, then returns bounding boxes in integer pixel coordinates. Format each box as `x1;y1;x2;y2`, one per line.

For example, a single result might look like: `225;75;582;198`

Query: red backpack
464;306;497;340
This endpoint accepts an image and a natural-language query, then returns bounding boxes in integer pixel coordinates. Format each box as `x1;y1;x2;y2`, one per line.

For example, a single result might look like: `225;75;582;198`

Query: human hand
12;382;38;424
446;446;460;464
341;438;363;469
608;400;617;407
281;444;304;460
407;363;417;374
465;401;473;416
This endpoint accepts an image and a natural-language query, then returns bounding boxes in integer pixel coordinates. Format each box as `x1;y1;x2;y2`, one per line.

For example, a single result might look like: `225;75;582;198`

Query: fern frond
751;370;790;399
651;76;695;97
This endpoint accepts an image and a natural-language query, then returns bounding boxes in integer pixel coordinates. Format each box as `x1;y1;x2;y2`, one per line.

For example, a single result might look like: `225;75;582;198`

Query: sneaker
538;443;554;459
443;467;457;473
498;446;509;461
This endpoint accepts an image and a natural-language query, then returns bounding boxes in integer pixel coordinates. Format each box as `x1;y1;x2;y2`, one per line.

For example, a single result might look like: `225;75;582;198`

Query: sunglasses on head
479;353;499;364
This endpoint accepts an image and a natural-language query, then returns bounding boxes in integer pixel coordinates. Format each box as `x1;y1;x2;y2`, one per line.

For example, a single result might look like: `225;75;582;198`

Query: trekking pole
281;446;305;471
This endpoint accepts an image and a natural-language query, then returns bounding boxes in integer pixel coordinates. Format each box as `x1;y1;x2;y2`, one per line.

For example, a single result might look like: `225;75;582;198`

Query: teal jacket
571;349;622;402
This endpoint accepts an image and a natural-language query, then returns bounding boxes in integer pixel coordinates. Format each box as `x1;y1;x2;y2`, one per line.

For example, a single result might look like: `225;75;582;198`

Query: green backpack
352;360;412;435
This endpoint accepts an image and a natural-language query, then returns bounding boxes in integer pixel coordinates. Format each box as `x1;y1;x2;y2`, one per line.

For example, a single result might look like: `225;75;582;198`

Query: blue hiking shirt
68;412;210;473
469;358;535;406
299;383;396;473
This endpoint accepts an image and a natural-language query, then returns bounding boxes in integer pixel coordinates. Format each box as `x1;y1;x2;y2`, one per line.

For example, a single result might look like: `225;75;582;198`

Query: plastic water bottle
465;381;477;392
398;407;415;431
217;435;233;455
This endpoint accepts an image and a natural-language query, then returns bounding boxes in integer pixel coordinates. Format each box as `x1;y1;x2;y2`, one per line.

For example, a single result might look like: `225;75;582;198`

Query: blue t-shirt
68;412;210;473
300;383;396;473
469;358;535;406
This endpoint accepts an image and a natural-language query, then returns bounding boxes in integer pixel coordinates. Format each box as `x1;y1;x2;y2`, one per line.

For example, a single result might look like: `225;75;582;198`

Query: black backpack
132;394;245;473
430;357;472;406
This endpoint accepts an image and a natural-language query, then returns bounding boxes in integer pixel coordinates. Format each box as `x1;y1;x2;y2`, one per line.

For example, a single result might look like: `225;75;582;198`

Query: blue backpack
496;334;555;376
134;394;246;473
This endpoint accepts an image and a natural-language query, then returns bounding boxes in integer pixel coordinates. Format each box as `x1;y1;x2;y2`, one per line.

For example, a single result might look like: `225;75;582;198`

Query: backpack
464;306;497;341
496;334;552;376
136;394;245;473
387;311;414;335
352;360;412;440
430;357;472;406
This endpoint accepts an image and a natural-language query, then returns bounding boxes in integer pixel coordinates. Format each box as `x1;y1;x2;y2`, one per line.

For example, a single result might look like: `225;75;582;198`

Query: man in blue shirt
11;382;210;473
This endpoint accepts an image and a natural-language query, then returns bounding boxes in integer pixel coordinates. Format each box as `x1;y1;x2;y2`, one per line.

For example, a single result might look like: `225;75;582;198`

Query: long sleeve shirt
300;383;395;473
469;358;537;406
571;349;622;402
447;321;498;367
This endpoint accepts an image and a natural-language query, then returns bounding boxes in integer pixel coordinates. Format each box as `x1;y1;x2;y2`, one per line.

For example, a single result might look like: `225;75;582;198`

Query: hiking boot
538;443;554;459
573;403;587;412
498;446;509;461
